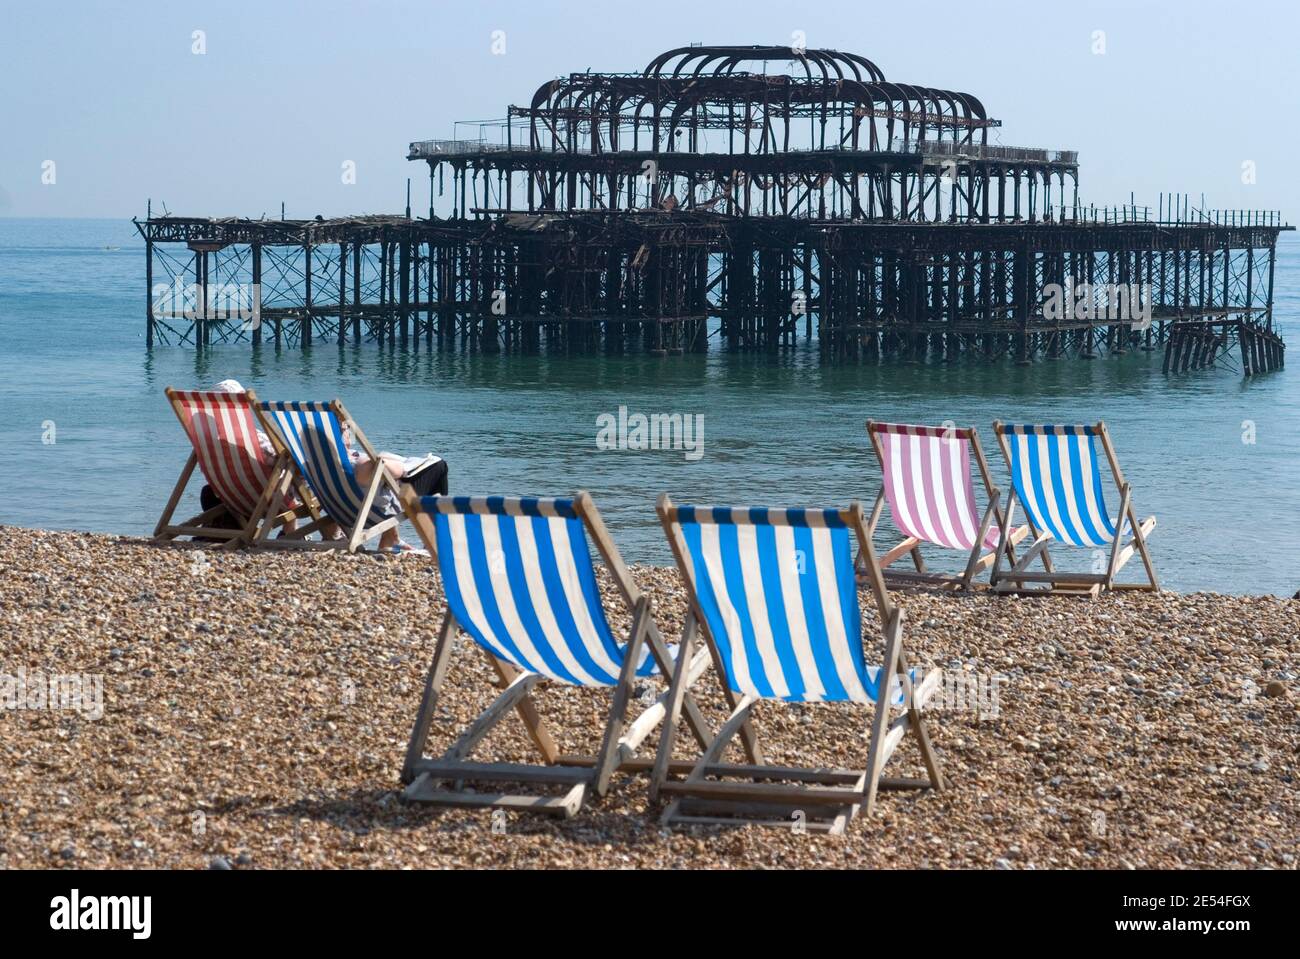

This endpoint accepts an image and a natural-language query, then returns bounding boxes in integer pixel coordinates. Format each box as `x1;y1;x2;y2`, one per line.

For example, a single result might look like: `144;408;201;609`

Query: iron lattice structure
136;45;1288;373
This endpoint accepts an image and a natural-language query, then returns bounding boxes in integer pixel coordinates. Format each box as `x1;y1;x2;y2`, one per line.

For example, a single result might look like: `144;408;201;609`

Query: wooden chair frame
651;493;945;835
989;420;1159;597
248;394;404;553
153;386;319;549
397;489;714;818
862;419;1031;590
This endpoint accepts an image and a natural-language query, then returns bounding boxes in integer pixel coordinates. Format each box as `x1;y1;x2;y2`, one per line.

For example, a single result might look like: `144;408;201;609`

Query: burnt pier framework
137;45;1288;374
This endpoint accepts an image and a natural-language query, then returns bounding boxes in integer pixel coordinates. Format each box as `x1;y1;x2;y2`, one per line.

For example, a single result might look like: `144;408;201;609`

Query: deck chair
398;491;713;818
651;494;945;834
990;421;1158;596
248;395;404;552
864;420;1030;589
154;387;316;547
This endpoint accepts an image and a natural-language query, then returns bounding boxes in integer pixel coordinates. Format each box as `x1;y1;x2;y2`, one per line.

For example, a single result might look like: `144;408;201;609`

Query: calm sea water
1;217;1298;594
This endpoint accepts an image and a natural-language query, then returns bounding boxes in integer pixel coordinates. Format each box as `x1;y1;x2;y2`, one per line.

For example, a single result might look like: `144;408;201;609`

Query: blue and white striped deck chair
651;494;945;835
248;396;403;552
397;491;713;819
990;421;1158;595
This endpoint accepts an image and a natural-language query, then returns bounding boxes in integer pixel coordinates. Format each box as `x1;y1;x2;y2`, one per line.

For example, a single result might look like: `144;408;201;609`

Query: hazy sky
3;0;1297;220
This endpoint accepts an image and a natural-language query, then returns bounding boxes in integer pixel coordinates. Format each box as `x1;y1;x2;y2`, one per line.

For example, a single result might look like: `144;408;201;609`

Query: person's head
212;379;245;394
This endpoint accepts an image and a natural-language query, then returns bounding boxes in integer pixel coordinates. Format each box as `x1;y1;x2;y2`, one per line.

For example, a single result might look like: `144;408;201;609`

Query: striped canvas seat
874;422;1004;551
427;496;661;685
258;401;391;529
673;505;911;704
1002;424;1125;548
652;494;945;834
170;390;277;520
400;491;702;819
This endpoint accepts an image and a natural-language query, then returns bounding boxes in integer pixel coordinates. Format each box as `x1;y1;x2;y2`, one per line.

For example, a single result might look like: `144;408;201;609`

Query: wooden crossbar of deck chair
651;495;945;835
397;491;714;819
248;395;405;553
989;421;1158;597
154;387;318;548
862;420;1032;590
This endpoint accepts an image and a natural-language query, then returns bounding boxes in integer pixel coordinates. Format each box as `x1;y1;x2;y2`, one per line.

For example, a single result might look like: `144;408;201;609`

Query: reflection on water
2;219;1298;594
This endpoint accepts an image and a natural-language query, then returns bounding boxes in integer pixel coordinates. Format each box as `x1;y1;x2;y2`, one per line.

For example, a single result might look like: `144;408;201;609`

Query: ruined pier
137;44;1288;374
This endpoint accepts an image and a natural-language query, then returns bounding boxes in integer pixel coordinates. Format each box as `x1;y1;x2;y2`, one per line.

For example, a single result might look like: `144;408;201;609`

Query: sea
2;217;1298;595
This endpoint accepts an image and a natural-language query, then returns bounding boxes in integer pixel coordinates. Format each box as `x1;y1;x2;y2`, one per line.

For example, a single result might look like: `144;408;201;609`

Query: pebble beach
1;526;1297;870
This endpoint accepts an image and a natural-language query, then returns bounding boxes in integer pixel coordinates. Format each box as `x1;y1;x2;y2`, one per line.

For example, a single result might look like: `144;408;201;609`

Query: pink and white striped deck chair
863;421;1030;589
154;387;316;547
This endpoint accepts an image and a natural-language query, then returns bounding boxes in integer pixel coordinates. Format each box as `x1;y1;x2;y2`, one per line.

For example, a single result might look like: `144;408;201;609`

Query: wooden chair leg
1001;520;1029;571
1095;422;1157;590
1128;504;1159;591
236;453;283;544
1037;524;1055;574
989;492;1016;586
487;655;559;764
644;622;712;750
442;672;543;766
650;614;699;803
347;469;387;552
856;489;887;574
154;452;198;540
862;606;904;815
593;597;651;796
729;680;763;765
679;609;762;764
909;544;927;573
896;647;945;791
401;614;459;784
682;696;757;786
253;469;296;546
1104;484;1132;589
961;491;1000;588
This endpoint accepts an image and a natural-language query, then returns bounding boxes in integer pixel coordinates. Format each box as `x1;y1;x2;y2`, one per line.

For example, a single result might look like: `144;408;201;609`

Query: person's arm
377;453;406;479
351;451;406;485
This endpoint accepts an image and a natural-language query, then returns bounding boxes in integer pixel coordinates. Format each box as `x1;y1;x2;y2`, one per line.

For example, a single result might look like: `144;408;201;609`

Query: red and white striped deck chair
154;387;316;546
863;420;1030;590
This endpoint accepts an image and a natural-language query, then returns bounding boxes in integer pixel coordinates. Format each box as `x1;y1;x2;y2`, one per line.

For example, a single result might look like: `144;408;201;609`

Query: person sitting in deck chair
319;425;449;552
195;379;299;536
